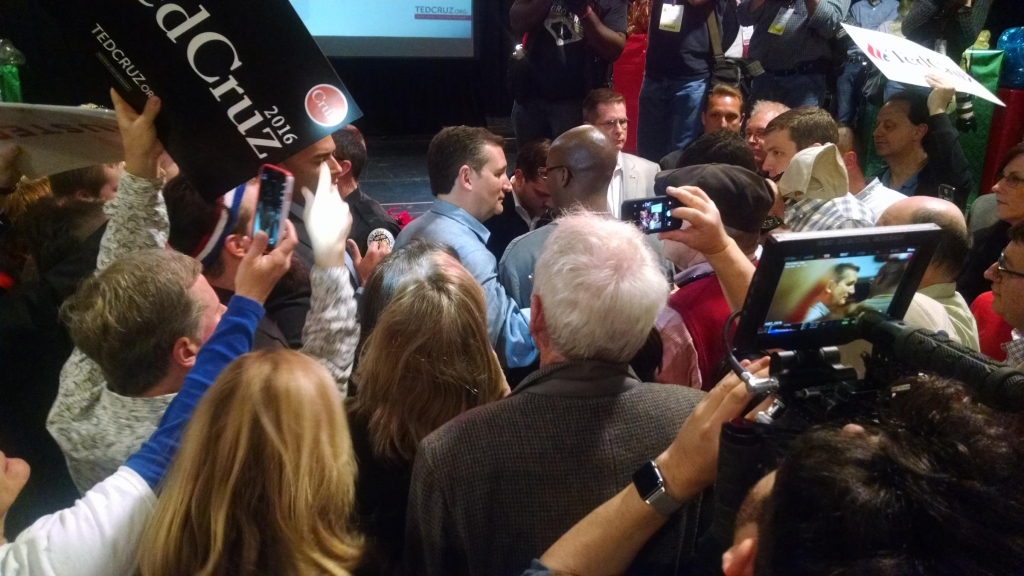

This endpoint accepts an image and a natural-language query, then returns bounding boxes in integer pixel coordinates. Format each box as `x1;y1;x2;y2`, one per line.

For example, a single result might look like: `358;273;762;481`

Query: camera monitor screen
733;225;941;352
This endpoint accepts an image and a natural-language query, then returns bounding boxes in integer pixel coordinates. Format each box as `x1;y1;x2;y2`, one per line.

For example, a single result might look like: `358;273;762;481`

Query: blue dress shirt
396;199;538;368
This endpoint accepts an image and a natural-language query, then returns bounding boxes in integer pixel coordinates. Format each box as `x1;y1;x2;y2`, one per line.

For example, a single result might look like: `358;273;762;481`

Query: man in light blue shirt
396;126;537;368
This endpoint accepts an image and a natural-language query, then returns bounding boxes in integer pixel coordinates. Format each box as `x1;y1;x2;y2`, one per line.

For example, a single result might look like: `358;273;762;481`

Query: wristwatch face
632;461;665;500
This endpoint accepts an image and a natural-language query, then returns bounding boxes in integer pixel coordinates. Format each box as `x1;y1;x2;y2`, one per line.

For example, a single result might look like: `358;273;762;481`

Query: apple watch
632;460;682;516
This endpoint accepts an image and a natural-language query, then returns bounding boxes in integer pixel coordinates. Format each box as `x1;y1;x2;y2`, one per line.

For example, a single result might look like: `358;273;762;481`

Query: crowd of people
0;0;1023;574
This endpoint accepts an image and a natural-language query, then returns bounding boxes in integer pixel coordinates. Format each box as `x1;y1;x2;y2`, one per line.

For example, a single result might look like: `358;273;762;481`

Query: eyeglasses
997;250;1024;279
544;165;573;185
597;118;629;130
997;172;1024;190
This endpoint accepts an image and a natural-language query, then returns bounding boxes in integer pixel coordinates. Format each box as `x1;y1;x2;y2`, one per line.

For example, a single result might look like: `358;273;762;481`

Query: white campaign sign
843;24;1005;106
0;103;123;179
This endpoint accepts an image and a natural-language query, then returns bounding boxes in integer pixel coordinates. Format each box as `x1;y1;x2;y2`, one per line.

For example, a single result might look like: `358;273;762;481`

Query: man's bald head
877;196;964;228
546;125;619;212
879;196;970;285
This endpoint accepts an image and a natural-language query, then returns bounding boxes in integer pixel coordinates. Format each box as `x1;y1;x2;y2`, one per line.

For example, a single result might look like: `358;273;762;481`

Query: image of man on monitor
854;258;910;314
803;263;860;323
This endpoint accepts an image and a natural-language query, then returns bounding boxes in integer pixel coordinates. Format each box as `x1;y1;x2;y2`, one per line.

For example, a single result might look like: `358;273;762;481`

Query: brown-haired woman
136;350;364;576
348;247;508;575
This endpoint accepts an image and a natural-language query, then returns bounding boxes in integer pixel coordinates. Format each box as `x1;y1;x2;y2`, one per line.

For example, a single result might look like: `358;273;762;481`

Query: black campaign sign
75;0;361;199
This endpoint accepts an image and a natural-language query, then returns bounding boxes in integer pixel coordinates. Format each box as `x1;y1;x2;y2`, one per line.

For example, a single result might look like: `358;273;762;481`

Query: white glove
302;161;353;269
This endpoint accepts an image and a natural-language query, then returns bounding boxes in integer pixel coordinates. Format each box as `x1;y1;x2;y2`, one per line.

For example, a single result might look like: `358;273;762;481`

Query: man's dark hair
886;90;931;126
764;107;839;151
757;375;1024;576
332;125;368;181
909;208;971;278
163;175;251;279
582;88;626;123
675;130;758;172
516;139;551;182
48;165;109;200
702;83;744;109
427;126;505;197
1010;221;1024;244
833;262;860;279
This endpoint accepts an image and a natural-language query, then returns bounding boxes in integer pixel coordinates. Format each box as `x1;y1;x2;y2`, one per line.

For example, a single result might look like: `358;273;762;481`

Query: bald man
878;196;980;350
499;126;665;308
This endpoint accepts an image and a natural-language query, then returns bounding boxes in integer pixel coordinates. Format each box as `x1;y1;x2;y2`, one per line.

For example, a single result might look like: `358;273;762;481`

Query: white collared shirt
855;178;907;220
608;152;625;219
512;189;543;231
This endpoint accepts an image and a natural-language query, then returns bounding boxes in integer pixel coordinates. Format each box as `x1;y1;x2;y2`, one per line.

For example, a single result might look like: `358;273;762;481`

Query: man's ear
529;293;545;342
842;150;859;171
171;336;200;370
722;537;758;576
915;123;929;143
338;159;354;180
458;164;474;191
223;234;248;260
512;169;526;192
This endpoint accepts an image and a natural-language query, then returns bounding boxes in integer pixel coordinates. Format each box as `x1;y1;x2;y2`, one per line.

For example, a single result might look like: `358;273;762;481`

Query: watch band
632;460;683;517
646;486;683;516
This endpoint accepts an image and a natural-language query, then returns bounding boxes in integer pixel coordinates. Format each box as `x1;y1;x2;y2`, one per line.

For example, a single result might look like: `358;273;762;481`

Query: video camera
731;223;1024;426
698;225;1024;561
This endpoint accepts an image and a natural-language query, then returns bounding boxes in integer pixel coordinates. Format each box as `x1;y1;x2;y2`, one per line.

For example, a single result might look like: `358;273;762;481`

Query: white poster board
843;24;1004;106
0;103;123;179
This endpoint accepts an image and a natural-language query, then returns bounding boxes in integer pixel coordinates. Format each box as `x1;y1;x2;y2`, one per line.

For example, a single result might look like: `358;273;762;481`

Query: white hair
750;100;790;119
533;212;669;363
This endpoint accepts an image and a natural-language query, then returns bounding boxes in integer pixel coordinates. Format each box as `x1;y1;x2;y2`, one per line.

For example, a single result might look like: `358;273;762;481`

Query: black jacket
348;406;413;576
957;220;1010;306
483;193;552;263
0;224;105;537
346;187;401;257
918;113;973;211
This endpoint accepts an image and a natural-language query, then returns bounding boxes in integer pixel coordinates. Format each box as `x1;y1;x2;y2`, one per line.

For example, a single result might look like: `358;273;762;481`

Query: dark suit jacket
957;220;1010;306
346;187;401;256
484;193;549;263
403;361;706;576
875;113;973;210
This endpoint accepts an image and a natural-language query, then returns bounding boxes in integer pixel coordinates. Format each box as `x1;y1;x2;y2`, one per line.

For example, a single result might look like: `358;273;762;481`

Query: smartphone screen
621;196;683;234
254;165;294;248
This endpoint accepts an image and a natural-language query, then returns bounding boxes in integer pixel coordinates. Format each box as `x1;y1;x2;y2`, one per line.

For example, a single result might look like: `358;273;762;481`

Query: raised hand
658;186;732;256
302;161;353;269
925;73;956;116
347;237;392;284
234;220;299;305
656;357;771;501
110;88;164;179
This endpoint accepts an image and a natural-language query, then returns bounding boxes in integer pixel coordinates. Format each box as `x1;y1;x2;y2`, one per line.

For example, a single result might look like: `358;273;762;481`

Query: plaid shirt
785;194;877;233
1004;330;1024;369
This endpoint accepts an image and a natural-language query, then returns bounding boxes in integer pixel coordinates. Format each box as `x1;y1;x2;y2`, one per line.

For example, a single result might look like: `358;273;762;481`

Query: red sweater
971;291;1013;362
665;273;733;391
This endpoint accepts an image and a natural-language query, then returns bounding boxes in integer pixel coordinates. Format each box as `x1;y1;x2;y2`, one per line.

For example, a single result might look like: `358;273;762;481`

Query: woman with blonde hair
136;350;364;576
348;242;508;575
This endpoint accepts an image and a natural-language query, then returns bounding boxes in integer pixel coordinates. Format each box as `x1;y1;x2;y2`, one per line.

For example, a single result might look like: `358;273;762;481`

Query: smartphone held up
254;164;294;249
621;196;684;235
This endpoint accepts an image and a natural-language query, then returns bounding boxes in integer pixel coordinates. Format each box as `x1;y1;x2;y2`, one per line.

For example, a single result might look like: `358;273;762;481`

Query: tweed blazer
403;361;706;576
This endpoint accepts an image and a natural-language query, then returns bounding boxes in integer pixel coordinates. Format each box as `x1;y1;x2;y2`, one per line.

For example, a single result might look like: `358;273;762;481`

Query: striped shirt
737;0;849;71
785;193;876;232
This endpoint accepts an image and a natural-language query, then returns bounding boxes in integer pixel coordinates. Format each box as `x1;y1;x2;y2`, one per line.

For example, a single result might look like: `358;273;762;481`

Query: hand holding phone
254;164;294;249
621;196;684;235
